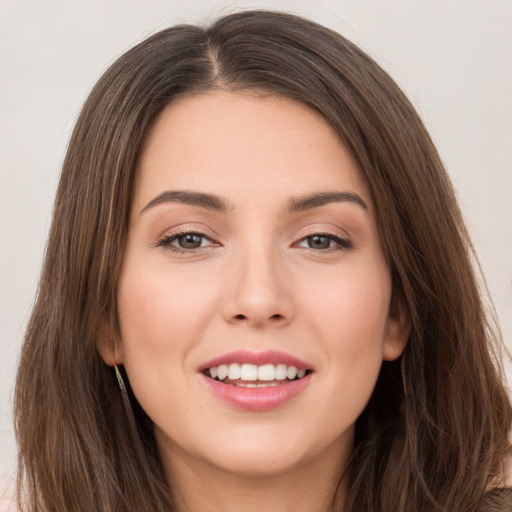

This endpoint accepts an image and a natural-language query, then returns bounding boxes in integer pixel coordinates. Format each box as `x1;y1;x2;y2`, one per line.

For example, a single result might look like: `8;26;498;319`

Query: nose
222;244;294;329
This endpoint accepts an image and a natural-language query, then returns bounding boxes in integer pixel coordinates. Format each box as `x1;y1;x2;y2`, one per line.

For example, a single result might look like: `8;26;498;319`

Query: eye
158;232;215;251
296;234;352;251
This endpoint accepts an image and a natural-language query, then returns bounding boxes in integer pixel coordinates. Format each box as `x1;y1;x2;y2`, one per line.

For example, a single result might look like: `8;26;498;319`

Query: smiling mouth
203;363;312;388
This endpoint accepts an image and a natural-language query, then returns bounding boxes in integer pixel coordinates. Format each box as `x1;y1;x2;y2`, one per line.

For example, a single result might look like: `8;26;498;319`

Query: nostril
233;313;283;322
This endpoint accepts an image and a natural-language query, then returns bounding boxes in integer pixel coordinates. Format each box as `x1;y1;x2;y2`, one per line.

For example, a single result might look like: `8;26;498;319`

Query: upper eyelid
159;231;217;246
295;233;350;245
293;226;350;241
164;230;214;240
157;224;221;242
298;232;345;241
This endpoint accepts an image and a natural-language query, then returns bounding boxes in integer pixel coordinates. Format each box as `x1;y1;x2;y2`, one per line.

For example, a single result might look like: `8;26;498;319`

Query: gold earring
114;364;126;392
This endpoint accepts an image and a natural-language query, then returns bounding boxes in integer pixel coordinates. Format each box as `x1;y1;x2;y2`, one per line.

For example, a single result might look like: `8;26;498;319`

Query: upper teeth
210;363;307;381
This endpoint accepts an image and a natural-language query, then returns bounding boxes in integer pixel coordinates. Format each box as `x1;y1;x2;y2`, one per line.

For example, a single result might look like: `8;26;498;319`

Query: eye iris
308;235;331;250
178;234;203;249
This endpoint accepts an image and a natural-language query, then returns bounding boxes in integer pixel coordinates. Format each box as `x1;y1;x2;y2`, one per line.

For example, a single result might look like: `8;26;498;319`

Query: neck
160;439;351;512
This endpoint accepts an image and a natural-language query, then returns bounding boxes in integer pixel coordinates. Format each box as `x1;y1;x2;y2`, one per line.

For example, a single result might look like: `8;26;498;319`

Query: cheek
299;263;391;402
116;261;221;424
117;262;219;353
302;262;391;348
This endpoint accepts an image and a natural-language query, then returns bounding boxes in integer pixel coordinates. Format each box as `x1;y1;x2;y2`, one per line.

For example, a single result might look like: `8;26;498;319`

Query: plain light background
1;0;511;505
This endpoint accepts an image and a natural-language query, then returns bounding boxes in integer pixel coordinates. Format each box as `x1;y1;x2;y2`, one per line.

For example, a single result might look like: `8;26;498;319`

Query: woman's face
108;91;408;478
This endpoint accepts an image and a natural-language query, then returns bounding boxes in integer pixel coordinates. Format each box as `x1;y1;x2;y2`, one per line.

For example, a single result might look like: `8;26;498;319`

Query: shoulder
488;449;512;489
502;450;512;487
480;451;512;512
479;487;512;512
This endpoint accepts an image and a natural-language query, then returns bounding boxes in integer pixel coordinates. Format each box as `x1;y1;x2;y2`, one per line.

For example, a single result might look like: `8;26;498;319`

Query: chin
196;424;345;478
207;445;309;478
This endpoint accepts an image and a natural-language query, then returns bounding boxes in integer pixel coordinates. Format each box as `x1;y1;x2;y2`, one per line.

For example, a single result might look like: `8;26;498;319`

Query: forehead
134;90;371;212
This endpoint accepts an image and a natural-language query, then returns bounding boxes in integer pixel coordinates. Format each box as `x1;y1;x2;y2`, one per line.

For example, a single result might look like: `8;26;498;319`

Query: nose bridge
223;238;293;327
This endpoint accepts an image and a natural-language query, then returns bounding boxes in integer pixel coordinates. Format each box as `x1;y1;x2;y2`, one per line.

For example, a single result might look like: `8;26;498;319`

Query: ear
382;292;411;361
95;314;124;366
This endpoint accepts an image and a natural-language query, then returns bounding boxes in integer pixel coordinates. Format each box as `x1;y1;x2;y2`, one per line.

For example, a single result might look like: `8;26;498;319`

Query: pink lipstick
199;350;313;411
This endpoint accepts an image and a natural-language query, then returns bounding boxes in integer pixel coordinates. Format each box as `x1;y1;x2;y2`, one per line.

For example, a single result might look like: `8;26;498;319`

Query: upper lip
199;349;312;371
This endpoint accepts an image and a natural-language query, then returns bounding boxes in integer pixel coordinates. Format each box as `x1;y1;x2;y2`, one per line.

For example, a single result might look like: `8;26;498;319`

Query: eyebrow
141;189;368;215
286;191;368;212
141;190;233;214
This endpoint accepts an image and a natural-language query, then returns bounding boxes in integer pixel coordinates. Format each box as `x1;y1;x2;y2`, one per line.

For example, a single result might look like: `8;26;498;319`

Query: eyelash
157;230;353;254
157;231;217;253
295;233;353;252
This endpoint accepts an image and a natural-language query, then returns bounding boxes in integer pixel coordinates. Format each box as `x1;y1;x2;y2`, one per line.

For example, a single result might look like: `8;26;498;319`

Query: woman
14;10;512;512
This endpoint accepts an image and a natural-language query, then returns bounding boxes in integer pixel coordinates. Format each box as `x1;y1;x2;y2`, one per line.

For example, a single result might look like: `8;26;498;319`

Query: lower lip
200;373;312;411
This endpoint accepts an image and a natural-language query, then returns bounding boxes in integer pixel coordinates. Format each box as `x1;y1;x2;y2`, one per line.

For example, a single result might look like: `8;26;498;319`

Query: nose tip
223;256;294;328
225;299;292;328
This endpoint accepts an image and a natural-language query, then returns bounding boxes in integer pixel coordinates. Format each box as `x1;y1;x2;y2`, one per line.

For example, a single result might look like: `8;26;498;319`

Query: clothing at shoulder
478;487;512;512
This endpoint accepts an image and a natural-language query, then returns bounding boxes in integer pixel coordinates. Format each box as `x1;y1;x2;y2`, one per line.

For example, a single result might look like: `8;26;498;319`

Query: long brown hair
15;10;511;511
